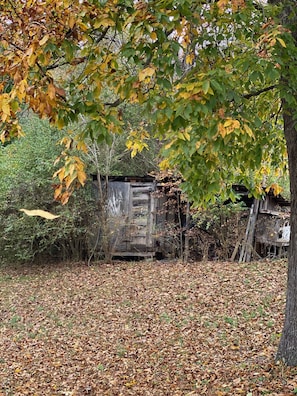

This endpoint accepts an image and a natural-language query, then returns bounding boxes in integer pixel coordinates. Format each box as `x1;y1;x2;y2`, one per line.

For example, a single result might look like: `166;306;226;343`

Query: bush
0;114;97;263
189;200;248;261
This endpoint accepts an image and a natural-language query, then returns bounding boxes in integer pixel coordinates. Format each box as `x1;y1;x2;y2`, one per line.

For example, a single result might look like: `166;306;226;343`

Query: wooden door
128;183;155;252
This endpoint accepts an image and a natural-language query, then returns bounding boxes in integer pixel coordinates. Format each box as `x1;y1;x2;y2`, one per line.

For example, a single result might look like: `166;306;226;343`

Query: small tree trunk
276;109;297;365
183;200;190;263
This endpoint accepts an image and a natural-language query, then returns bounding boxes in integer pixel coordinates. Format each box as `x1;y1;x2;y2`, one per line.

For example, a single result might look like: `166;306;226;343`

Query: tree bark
272;0;297;366
276;109;297;365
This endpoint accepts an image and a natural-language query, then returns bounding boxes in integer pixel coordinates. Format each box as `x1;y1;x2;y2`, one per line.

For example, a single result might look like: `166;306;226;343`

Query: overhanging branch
243;84;278;100
104;98;122;107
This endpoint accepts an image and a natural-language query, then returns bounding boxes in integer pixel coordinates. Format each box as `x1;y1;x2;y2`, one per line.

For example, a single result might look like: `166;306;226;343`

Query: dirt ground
0;259;296;395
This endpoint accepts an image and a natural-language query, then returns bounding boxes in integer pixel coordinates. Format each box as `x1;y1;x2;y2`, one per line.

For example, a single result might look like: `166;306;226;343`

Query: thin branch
46;61;70;71
104;98;122;107
46;57;86;71
6;41;24;52
275;101;283;124
243;84;278;100
92;27;110;43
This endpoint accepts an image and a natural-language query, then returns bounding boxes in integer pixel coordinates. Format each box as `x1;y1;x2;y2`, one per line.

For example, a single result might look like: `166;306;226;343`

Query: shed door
107;181;155;255
128;183;155;251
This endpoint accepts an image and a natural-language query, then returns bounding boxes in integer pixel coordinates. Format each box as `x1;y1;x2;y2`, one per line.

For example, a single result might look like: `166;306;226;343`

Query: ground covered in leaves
0;259;296;395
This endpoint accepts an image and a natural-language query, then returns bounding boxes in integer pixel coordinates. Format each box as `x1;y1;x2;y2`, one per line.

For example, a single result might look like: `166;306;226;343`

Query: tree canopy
0;0;289;203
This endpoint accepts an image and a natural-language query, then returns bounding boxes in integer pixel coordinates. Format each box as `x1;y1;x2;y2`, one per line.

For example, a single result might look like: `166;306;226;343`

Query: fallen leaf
20;208;60;219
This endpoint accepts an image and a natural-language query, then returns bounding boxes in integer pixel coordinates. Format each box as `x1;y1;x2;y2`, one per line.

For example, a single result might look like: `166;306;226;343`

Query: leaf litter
0;259;296;395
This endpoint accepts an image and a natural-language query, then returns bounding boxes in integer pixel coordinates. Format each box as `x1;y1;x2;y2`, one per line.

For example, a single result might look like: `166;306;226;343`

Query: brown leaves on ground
0;259;296;395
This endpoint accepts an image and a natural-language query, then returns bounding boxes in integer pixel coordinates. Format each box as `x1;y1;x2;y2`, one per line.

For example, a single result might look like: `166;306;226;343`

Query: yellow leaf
150;31;157;41
183;130;191;141
94;16;115;29
20;209;60;220
130;149;137;158
68;15;75;29
217;0;229;11
47;84;56;100
276;37;286;48
39;34;49;46
125;380;137;387
27;53;37;67
57;168;65;183
54;185;63;200
218;122;227;138
76;141;88;153
224;118;240;129
159;158;170;170
16;80;27;101
196;141;201;150
179;91;192;99
65;174;77;190
233;120;240;129
13;70;22;84
61;191;70;205
268;183;283;196
139;67;155;82
164;140;175;150
126;140;132;150
185;82;197;92
67;163;76;176
218;118;241;138
77;21;88;32
186;53;194;65
223;119;233;127
56;117;65;129
158;101;167;110
62;136;73;150
0;131;6;144
231;0;246;12
243;123;254;138
77;170;87;186
2;102;10;117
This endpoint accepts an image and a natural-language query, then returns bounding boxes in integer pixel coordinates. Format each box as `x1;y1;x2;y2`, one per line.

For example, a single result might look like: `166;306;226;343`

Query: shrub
0;114;96;263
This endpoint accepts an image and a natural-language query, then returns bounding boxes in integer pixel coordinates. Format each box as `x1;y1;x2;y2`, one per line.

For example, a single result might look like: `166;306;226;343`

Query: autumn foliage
0;0;289;203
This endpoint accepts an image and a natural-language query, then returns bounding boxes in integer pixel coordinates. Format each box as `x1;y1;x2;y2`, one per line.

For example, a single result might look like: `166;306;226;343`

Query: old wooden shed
254;191;290;258
91;175;181;259
234;185;291;261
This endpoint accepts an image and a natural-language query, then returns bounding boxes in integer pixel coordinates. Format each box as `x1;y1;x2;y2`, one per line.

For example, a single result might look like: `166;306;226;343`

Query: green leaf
202;80;210;95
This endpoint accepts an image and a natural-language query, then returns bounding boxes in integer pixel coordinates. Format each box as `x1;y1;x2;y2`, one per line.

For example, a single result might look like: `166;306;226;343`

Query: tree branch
93;27;110;43
104;98;122;107
243;84;278;99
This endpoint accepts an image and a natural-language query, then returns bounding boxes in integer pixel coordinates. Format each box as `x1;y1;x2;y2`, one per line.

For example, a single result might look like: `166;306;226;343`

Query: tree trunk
272;0;297;366
276;109;297;365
